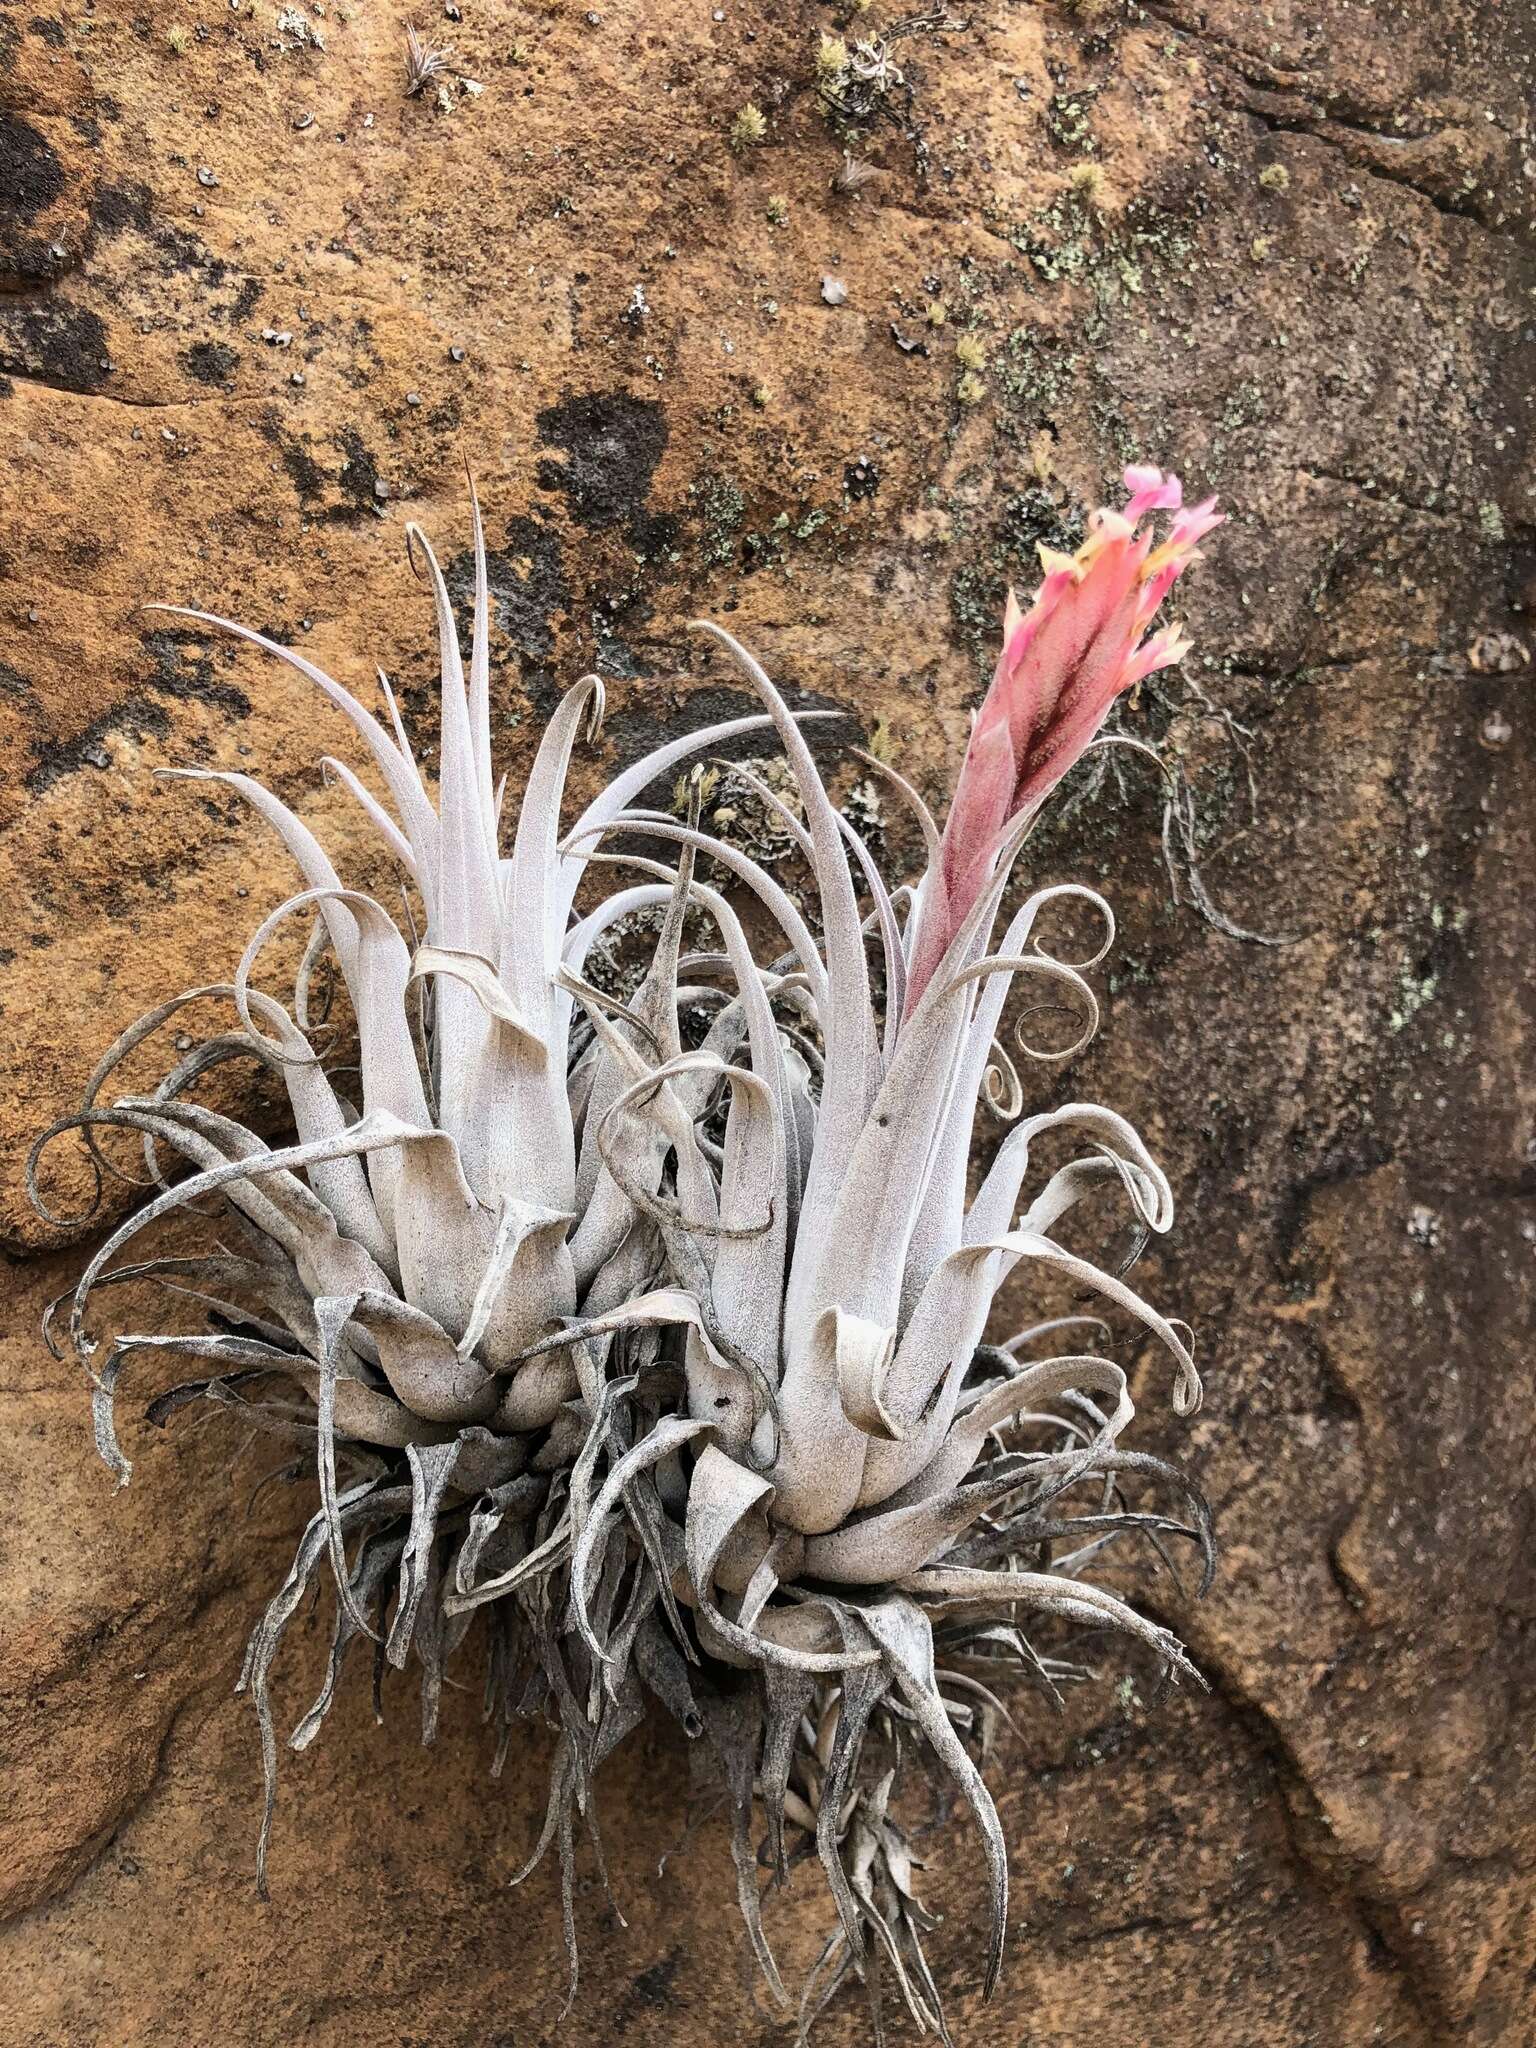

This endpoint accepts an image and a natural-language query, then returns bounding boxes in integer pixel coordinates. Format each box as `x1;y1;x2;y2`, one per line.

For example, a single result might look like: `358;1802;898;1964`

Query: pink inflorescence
906;464;1224;1015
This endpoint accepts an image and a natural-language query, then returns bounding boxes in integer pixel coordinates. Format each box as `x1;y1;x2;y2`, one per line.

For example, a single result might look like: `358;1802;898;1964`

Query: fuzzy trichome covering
36;466;1222;2040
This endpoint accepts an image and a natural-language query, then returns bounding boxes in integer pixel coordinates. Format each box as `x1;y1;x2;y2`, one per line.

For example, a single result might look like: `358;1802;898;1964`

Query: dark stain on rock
335;426;383;518
94;181;152;237
535;391;668;534
445;516;573;723
25;699;172;795
183;339;239;387
445;516;569;667
0;115;65;221
627;1951;681;2009
227;274;263;324
592;619;642;679
60;533;103;575
143;629;253;718
0;118;73;283
27;633;252;794
28;18;67;49
1277;1133;1396;1270
95;181;253;310
0;300;109;393
259;415;391;522
258;407;326;505
602;676;857;798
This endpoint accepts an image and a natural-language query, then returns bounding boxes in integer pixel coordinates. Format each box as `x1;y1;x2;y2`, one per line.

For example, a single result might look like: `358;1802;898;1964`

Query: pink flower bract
906;464;1223;1015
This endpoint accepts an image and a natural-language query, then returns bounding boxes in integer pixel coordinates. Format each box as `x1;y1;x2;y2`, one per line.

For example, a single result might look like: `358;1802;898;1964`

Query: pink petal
1122;464;1184;521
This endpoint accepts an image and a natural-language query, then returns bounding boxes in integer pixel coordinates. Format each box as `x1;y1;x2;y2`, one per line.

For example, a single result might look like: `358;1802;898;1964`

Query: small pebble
449;344;466;363
293;111;314;131
374;478;390;501
406;391;422;406
1480;710;1512;750
821;275;848;306
196;165;219;188
290;370;306;385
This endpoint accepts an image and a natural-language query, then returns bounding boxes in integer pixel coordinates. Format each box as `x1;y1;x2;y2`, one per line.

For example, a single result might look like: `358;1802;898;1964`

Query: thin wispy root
39;466;1221;2039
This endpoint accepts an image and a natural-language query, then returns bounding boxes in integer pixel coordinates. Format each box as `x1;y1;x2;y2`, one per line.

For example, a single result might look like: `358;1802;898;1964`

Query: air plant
403;20;457;99
30;496;813;1894
831;151;884;201
558;463;1220;2031
815;14;967;143
39;463;1222;2039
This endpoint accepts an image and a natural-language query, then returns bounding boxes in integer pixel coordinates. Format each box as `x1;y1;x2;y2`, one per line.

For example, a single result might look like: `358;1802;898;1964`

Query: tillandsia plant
30;495;818;1885
37;464;1222;2041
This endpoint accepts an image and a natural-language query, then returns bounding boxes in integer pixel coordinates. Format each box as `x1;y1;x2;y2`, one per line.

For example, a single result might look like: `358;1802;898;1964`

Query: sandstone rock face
2;2;1533;2043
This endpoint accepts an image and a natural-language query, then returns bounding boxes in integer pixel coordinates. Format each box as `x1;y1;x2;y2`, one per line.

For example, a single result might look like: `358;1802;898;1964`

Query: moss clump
816;32;850;83
730;103;767;152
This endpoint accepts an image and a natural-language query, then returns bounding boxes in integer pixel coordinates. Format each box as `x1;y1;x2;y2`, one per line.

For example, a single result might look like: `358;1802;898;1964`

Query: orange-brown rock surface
2;2;1533;2043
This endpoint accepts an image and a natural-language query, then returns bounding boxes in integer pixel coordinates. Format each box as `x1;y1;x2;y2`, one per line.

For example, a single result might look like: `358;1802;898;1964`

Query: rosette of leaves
31;498;814;1891
556;467;1224;2034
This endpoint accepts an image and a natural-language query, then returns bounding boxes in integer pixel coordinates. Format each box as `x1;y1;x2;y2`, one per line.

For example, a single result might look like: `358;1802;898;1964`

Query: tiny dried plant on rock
39;466;1222;2039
